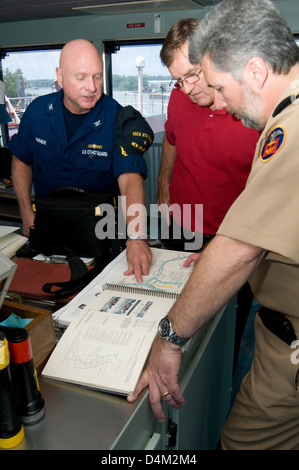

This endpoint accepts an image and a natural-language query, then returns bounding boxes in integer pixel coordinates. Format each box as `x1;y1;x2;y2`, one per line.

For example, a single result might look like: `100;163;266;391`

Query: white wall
0;9;206;51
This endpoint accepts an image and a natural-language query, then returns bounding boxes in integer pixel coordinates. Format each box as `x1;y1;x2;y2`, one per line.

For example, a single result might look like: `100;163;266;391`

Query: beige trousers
221;313;299;450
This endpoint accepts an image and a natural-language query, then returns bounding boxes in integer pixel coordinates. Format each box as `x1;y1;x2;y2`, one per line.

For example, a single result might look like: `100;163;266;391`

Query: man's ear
244;57;269;90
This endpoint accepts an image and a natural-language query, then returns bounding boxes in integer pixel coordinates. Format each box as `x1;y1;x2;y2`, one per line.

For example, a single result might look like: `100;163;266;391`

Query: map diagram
115;250;193;294
67;342;119;372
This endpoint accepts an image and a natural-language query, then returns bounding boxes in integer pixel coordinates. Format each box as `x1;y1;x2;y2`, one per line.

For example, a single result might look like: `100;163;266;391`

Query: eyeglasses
170;70;202;89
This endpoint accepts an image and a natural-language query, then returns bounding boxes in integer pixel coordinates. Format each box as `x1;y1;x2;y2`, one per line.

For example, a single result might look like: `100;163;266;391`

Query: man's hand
127;336;185;422
125;240;152;283
183;252;201;267
117;170;152;283
22;210;35;237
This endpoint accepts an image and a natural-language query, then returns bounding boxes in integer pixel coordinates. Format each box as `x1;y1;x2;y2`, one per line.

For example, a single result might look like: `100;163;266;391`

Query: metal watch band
158;317;189;347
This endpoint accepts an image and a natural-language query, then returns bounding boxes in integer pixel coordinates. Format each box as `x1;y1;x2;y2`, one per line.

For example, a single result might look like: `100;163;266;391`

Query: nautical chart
115;248;193;294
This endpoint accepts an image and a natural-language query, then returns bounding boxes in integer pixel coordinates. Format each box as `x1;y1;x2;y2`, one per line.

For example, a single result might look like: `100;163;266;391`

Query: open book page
53;248;194;328
42;288;176;395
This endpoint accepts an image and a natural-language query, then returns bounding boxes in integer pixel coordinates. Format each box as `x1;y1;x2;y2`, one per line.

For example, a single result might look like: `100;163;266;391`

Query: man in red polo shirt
157;19;260;251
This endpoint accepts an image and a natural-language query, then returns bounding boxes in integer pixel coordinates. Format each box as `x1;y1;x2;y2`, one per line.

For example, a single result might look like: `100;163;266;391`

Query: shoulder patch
260;126;286;163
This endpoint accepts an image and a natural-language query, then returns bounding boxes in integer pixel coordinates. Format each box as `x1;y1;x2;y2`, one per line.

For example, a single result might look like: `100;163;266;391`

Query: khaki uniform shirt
218;74;299;324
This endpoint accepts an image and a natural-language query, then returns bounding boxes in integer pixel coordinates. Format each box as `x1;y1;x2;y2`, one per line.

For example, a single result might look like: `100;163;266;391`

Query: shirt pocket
31;140;54;162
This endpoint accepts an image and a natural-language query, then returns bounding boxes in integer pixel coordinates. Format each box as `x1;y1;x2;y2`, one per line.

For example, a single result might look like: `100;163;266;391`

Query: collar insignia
120;146;128;156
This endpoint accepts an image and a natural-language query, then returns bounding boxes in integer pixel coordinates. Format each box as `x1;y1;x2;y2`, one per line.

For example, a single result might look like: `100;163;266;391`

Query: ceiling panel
0;0;216;23
73;0;207;16
0;0;285;24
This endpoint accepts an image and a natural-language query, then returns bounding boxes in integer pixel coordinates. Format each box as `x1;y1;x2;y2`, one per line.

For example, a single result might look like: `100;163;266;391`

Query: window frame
0;44;64;146
103;39;164;97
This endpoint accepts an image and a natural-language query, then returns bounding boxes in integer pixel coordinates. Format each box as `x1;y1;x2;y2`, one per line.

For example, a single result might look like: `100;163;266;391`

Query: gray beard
227;108;264;130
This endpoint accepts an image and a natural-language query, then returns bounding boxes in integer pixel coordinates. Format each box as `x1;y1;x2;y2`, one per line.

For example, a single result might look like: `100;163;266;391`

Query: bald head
56;39;104;114
59;39;102;69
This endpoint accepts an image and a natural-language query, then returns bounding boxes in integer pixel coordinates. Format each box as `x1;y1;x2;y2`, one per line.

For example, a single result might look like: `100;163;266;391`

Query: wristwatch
158;316;189;347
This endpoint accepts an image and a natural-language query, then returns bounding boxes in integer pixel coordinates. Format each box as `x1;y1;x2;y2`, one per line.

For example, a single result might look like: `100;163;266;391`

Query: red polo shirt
165;88;260;233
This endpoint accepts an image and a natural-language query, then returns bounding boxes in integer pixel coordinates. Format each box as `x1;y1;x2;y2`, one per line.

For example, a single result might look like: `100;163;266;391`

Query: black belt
259;307;297;345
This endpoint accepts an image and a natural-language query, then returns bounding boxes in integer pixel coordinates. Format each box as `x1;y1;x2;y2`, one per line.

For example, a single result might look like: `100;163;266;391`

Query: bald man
9;39;152;282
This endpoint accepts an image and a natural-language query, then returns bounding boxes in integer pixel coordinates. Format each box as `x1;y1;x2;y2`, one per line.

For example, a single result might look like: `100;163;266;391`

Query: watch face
159;318;170;337
158;317;188;347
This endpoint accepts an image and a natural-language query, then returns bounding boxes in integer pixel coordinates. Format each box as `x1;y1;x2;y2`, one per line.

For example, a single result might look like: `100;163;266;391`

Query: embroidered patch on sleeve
260;127;286;163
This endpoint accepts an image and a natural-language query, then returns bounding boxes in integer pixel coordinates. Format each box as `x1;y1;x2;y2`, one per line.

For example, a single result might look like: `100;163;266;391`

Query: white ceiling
0;0;218;23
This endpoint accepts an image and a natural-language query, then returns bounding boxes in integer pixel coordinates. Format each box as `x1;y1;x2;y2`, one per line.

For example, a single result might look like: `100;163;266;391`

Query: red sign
127;23;145;28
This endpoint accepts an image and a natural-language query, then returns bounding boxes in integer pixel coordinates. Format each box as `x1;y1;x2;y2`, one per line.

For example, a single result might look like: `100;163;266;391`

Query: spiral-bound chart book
42;248;194;395
53;248;193;328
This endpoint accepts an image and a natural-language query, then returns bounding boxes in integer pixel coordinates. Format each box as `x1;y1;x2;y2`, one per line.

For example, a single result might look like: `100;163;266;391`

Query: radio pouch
33;187;124;298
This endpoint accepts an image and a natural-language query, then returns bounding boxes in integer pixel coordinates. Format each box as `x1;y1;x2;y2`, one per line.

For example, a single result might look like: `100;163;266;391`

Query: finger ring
161;392;170;398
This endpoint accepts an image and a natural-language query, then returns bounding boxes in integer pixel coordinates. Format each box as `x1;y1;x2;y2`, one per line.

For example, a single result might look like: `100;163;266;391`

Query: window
104;40;173;117
0;46;62;143
104;40;170;211
0;40;174;144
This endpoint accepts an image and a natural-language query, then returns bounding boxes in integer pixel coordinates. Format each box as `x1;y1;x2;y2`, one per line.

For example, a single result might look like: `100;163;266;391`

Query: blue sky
111;44;169;77
3;49;61;81
3;44;169;81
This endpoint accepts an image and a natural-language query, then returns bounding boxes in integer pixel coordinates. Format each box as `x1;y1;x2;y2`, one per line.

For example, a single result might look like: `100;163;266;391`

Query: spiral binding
103;283;179;299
